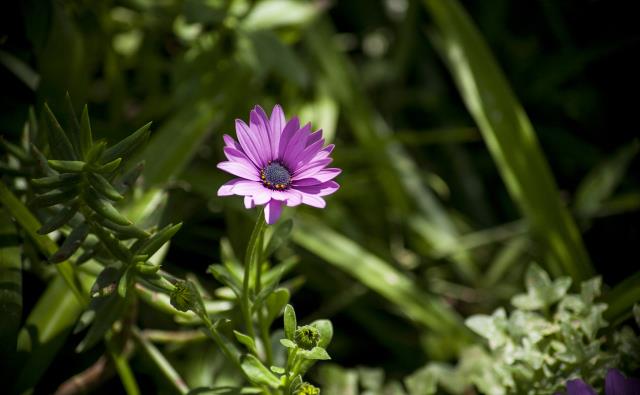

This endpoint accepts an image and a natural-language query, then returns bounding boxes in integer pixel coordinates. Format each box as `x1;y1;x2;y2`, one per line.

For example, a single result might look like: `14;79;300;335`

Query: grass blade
422;0;593;281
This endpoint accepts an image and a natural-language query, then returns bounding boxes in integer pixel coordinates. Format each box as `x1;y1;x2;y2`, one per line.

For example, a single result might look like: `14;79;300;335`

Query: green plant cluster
1;102;332;394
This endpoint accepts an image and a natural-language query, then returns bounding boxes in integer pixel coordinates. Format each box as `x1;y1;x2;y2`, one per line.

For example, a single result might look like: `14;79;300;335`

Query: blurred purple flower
217;105;340;224
558;369;640;395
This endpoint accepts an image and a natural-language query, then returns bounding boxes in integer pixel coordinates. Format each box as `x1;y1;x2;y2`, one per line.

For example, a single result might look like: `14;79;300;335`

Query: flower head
558;369;640;395
295;382;320;395
217;105;340;224
294;325;320;350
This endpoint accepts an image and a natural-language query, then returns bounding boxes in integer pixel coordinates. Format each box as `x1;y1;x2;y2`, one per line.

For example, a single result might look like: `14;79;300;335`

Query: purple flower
559;369;640;395
217;105;340;224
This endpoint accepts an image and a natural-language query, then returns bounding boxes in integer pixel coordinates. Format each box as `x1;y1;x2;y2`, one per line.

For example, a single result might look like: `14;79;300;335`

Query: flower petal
217;161;260;181
300;193;326;208
293;158;333;179
270;189;303;207
282;123;311;168
244;196;254;209
295;181;339;197
231;180;265;195
236;119;265;167
566;379;597;395
277;117;300;159
605;369;640;395
306;129;323;146
217;179;244;196
264;199;283;225
252;190;272;205
290;137;325;170
293;169;341;186
224;147;256;170
223;134;241;150
250;106;273;162
270;105;286;159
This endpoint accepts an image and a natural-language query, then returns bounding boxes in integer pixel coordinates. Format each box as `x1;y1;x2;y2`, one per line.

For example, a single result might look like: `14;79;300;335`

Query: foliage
1;0;639;394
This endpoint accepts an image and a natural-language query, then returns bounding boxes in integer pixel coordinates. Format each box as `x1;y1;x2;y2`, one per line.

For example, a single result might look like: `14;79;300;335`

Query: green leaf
511;264;572;310
76;291;127;352
30;187;78;208
265;288;290;326
93;157;122;174
240;354;281;388
49;223;89;263
48;159;85;172
293;215;469;338
575;139;640;218
300;346;330;361
233;330;258;355
0;181;87;305
100;220;149;240
89;173;124;201
421;0;593;281
208;264;242;297
43;102;77;160
284;304;296;340
101;122;152;165
85;140;107;164
79;105;93;158
310;319;333;349
135;223;182;256
85;187;132;226
118;265;134;298
264;219;293;258
241;0;318;30
0;210;22;359
32;173;82;190
279;338;296;349
270;366;285;374
64;93;83;157
404;365;438;395
90;224;132;263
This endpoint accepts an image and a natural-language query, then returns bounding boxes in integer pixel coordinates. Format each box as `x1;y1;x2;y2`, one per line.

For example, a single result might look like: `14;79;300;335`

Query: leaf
279;339;296;349
575;140;640;218
49;222;89;263
293;215;468;338
511;264;572;310
241;0;319;30
310;319;333;348
118;265;134;298
89;173;124;201
29;187;78;208
284;304;296;340
79;105;93;158
37;204;78;235
63;93;83;157
47;159;85;172
0;210;22;359
93;158;122;173
44;102;77;160
76;291;127;353
208;264;242;297
233;330;258;355
100;220;149;240
264;219;293;258
240;354;281;388
421;0;593;281
170;280;206;316
135;223;182;256
265;288;290;326
404;365;438;395
31;173;82;190
300;346;330;361
85;187;132;226
101;122;152;164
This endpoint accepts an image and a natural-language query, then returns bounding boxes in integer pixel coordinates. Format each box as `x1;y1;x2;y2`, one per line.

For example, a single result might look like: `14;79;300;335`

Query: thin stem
131;327;189;395
259;308;273;366
241;208;267;340
105;334;140;395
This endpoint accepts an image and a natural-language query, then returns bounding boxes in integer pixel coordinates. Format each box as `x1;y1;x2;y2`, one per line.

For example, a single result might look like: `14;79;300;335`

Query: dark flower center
261;161;291;190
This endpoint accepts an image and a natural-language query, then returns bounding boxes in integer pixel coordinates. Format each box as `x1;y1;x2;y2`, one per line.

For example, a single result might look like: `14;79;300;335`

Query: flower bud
170;280;205;315
294;325;320;350
295;382;320;395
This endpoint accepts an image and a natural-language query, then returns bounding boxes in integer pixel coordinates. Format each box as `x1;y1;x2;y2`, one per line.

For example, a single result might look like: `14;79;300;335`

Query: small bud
170;280;205;315
294;325;320;350
295;382;320;395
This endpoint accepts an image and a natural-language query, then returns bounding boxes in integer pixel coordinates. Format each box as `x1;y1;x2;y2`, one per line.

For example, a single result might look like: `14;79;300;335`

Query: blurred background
1;0;639;393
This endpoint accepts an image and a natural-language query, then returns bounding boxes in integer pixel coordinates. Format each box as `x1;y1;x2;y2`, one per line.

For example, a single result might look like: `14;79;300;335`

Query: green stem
241;208;267;340
105;333;140;395
604;270;640;326
132;327;189;395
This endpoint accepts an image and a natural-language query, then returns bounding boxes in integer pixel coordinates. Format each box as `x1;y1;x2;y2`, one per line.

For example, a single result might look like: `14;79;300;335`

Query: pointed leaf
89;173;124;201
85;187;131;226
240;354;281;388
284;304;296;340
79;105;93;158
101;122;152;164
233;330;258;355
44;103;77;160
50;223;89;263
